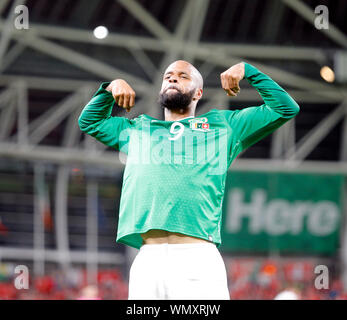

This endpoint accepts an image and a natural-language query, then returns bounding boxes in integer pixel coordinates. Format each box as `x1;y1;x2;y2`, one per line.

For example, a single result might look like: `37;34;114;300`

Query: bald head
165;60;203;89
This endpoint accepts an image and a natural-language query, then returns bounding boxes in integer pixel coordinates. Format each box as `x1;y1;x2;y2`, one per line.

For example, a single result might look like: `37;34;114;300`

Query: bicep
231;104;289;151
82;116;132;151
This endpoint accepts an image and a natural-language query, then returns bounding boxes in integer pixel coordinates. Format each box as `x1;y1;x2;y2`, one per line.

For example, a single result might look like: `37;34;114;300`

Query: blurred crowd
226;258;347;300
0;258;346;300
0;265;128;300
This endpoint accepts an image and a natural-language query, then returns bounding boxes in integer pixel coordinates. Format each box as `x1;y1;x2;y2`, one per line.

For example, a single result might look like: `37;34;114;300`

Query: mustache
165;85;181;93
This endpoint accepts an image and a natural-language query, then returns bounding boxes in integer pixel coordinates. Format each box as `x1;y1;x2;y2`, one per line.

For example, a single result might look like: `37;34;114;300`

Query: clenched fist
106;79;135;112
220;62;245;97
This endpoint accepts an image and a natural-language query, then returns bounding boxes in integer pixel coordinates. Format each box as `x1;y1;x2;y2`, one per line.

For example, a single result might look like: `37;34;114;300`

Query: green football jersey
78;63;300;249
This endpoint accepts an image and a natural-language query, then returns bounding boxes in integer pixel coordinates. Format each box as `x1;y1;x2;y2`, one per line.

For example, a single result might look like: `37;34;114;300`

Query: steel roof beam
282;0;347;49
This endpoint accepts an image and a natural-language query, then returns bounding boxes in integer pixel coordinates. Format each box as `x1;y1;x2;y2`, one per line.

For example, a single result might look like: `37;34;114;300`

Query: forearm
244;63;300;118
78;82;113;132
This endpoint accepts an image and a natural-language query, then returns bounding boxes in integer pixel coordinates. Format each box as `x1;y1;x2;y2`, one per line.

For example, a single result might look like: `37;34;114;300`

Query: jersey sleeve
78;82;133;152
219;62;300;153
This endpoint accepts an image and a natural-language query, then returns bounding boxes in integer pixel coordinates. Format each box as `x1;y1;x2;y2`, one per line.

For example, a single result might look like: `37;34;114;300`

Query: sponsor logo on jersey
188;117;210;132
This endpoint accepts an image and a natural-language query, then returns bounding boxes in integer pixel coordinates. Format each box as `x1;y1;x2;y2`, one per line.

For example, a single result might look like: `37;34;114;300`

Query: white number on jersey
168;122;184;141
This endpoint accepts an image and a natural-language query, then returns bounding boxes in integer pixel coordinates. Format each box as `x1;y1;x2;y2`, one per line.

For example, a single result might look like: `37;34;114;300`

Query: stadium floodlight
320;66;335;83
93;26;109;39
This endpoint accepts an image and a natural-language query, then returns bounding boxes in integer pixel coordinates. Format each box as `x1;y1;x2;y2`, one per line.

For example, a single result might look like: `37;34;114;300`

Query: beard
158;88;195;111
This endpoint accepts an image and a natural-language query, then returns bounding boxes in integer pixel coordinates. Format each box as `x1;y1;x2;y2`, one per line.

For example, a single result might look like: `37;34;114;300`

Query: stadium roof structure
0;0;346;171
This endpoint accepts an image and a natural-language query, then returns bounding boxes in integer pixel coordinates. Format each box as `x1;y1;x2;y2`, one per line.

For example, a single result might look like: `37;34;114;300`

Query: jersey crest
188;117;210;132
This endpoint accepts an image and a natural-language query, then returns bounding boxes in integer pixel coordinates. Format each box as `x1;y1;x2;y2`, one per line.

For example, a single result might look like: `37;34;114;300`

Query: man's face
158;61;202;111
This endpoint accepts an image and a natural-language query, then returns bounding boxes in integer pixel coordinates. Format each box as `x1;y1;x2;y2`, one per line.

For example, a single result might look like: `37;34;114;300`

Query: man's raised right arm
78;79;135;150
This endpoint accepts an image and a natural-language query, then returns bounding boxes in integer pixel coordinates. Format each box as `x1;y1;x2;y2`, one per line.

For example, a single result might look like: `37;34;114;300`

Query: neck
164;103;196;121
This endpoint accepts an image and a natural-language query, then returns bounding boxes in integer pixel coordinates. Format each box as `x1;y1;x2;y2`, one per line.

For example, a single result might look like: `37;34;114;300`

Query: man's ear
193;88;203;101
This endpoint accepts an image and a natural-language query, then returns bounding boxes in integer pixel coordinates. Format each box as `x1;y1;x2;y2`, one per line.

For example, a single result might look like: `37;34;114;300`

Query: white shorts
128;242;230;300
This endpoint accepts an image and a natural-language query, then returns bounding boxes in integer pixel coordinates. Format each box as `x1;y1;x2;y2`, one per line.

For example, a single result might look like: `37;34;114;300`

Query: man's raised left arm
219;62;300;152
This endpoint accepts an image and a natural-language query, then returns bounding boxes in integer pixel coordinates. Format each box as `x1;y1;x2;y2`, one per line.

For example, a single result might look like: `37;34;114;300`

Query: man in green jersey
78;60;300;300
